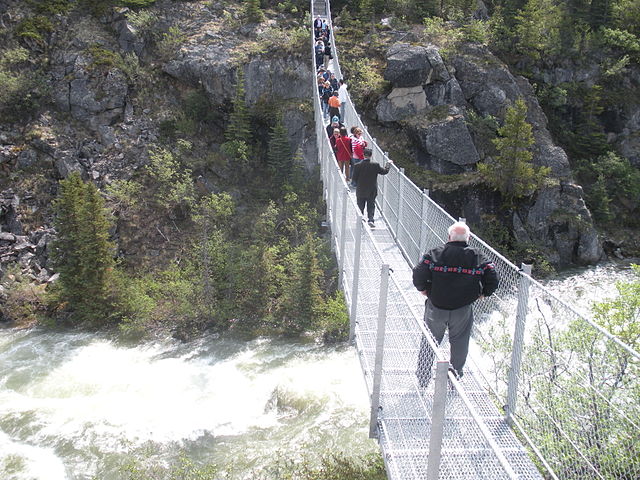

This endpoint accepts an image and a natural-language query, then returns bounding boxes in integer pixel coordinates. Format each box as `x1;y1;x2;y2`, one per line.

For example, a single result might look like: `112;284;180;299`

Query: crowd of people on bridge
311;14;499;383
314;15;393;228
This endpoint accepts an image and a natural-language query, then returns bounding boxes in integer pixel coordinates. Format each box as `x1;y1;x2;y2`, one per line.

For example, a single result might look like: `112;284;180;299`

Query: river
0;261;637;479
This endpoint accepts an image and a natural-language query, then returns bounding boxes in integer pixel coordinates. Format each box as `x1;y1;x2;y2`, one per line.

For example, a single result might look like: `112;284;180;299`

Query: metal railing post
418;189;429;261
369;264;390;439
338;185;349;288
506;263;532;424
396;168;407;243
395;168;404;237
349;215;364;344
426;361;450;479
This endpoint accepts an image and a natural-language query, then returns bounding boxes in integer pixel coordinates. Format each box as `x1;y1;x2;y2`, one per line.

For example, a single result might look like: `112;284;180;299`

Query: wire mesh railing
310;1;640;479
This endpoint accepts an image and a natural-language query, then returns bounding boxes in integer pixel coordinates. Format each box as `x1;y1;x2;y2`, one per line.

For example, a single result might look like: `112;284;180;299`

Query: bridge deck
313;2;545;478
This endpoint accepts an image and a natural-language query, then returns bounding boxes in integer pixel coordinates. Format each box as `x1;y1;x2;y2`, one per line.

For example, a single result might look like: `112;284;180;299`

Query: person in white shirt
338;79;348;122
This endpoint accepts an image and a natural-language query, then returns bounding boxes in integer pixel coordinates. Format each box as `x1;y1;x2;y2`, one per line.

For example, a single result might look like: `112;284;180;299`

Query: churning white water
0;332;376;479
1;261;636;479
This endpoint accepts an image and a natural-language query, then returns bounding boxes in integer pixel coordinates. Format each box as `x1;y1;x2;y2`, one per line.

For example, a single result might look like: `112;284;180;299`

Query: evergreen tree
267;116;292;189
514;0;561;60
281;234;324;335
222;70;252;174
225;70;251;143
478;99;550;203
50;172;117;323
244;0;264;23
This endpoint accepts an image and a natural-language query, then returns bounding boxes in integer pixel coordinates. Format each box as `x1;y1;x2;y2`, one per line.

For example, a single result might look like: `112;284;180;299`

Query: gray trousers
416;299;474;386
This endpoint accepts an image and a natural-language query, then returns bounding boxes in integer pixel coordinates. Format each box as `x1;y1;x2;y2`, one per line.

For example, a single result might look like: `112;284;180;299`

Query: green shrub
145;146;195;212
598;27;640;60
120;0;157;7
0;67;46;121
576;152;640;225
0;47;30;65
87;44;124;70
28;0;72;15
156;26;185;61
0;269;48;326
15;16;54;43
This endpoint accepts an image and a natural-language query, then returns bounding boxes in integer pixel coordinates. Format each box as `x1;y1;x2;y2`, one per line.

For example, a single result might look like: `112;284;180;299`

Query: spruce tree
222;70;252;174
267;116;292;189
51;172;116;323
281;234;324;335
225;70;251;143
478;99;550;204
244;0;264;23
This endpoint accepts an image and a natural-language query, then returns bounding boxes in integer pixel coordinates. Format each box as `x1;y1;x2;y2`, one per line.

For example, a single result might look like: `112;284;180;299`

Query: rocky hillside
333;7;640;269
0;0;314;300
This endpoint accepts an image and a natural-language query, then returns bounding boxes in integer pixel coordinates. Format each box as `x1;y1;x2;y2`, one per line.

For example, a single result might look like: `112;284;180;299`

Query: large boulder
376;86;427;123
384;44;431;88
515;183;602;265
404;106;480;173
51;51;128;130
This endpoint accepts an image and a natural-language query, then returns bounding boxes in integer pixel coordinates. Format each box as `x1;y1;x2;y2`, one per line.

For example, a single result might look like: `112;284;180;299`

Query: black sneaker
448;367;463;380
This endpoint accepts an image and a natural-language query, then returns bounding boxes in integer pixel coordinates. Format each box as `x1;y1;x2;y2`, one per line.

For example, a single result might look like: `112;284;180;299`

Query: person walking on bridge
412;221;498;384
351;148;391;228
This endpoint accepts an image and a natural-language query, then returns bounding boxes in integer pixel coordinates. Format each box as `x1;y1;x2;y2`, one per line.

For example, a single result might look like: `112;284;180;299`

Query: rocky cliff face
374;42;602;266
0;0;314;292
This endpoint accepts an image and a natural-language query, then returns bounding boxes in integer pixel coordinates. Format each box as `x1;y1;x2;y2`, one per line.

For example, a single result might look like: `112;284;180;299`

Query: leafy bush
0;269;48;326
0;47;30;65
341;58;389;109
598;27;640;60
145;147;195;212
0;66;46;121
156;26;186;61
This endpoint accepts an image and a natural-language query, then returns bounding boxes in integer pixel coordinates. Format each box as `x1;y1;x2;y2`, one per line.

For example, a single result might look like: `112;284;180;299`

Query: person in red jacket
334;127;352;181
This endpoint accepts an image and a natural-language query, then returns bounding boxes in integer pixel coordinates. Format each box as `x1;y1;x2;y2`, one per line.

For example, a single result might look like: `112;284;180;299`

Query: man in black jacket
412;221;499;383
351;148;391;227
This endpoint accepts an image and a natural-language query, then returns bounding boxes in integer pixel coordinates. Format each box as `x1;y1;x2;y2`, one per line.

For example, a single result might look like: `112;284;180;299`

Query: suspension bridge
310;1;640;479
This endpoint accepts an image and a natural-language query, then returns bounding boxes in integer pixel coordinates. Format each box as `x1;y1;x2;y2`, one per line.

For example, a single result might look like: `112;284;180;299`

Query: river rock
384;44;431;88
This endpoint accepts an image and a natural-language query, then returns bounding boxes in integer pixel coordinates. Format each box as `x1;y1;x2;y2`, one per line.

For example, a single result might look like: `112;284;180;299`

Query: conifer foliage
50;172;117;324
267;115;292;188
478;99;550;204
244;0;264;23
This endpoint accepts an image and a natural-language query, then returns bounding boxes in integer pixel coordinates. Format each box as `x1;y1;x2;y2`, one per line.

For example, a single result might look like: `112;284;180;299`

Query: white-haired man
412;221;498;383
